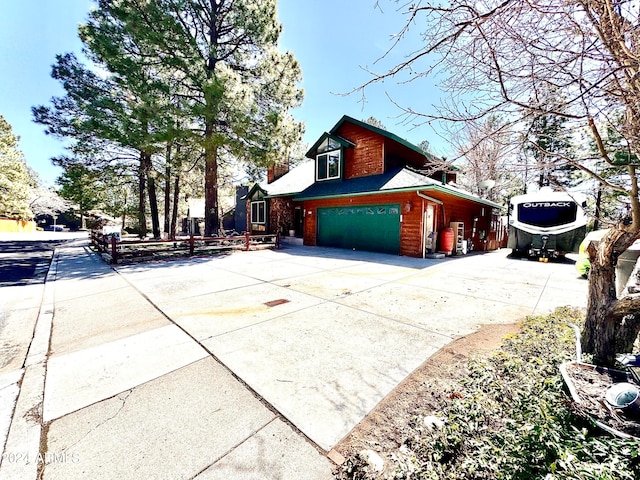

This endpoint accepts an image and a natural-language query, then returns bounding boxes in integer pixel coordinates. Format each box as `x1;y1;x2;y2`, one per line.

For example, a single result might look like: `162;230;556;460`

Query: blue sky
0;0;446;186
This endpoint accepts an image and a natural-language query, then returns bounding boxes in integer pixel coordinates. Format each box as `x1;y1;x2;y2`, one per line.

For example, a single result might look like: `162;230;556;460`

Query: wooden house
247;115;502;257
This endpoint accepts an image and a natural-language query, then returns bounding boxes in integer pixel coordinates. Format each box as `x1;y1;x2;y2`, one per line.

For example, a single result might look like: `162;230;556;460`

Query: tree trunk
170;174;180;240
164;143;171;236
148;174;161;239
138;153;147;238
203;0;220;238
204;141;219;237
581;228;640;365
121;191;127;231
593;185;602;231
142;152;161;239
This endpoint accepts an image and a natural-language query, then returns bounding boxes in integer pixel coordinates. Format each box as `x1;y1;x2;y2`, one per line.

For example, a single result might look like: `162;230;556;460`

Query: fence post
275;232;280;249
110;236;118;264
245;232;250;251
189;235;195;256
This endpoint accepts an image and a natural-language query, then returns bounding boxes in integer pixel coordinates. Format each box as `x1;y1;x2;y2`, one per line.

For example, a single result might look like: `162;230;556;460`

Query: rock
423;415;445;430
327;449;346;465
359;449;385;472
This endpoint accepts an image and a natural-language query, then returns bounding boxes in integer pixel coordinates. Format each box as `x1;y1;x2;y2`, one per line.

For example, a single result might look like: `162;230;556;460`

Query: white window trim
316;149;341;181
251;201;266;224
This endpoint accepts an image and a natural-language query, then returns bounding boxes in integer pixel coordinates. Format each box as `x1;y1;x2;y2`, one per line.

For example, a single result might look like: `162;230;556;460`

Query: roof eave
264;191;304;199
295;184;503;208
422;185;503;209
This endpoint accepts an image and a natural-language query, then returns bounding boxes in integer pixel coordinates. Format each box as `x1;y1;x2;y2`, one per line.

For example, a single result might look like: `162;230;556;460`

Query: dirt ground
331;322;521;464
563;362;640;438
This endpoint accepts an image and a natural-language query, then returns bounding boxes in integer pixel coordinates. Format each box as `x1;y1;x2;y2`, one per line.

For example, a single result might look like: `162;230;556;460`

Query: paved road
0;238;65;346
0;232;88;286
0;241;61;286
0;233;87;334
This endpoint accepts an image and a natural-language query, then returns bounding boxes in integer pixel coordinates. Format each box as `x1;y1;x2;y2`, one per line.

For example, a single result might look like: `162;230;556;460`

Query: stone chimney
267;159;290;184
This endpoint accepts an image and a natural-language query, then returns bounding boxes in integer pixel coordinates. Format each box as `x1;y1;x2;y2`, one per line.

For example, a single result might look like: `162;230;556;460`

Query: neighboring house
184;198;205;235
247;115;502;257
233;185;248;233
222;186;249;232
184;186;248;235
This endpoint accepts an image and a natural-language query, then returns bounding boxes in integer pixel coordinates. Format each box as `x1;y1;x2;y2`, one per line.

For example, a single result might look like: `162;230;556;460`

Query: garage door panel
317;205;400;254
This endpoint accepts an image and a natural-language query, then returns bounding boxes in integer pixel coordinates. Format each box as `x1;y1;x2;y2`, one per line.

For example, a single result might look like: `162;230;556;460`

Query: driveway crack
59;389;133;452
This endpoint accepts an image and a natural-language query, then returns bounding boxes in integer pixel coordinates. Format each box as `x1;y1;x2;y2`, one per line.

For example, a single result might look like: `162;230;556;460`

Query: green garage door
317;204;401;254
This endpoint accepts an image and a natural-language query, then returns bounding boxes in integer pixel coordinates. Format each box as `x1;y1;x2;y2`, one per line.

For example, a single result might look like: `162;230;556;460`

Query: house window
251;201;266;224
315;137;342;181
318;137;341;153
317;150;341;181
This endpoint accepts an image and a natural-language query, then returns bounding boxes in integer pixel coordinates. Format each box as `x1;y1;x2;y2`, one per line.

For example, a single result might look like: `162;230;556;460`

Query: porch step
280;236;304;246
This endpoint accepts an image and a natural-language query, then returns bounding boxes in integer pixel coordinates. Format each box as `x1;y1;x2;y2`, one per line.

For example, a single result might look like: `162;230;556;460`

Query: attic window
317;137;340;153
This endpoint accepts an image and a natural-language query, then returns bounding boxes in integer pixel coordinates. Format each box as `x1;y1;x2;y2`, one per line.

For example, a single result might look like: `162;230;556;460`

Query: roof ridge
331;115;442;163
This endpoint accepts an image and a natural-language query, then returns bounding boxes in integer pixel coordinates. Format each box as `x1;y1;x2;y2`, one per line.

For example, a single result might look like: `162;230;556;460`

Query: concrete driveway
112;245;587;452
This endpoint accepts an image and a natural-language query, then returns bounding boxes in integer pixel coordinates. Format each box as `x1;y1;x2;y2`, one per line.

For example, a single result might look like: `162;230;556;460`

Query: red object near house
439;227;454;255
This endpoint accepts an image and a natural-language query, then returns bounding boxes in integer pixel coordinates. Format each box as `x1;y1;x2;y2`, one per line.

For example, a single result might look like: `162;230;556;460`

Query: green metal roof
295;169;400;200
294;167;501;209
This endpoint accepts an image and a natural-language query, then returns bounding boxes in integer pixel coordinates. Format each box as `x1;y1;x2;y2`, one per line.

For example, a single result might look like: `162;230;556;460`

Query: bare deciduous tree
363;0;640;365
453;115;521;202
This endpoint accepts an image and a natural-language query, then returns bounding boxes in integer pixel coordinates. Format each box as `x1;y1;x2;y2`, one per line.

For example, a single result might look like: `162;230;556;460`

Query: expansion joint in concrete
112;265;330;457
188;417;278;479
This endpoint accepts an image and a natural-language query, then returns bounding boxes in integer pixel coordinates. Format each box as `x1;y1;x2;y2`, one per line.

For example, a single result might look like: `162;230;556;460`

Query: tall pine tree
33;53;162;236
81;0;304;236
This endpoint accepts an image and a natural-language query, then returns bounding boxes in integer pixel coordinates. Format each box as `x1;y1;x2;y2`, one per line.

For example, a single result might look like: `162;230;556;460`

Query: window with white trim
317;150;341;181
316;137;342;181
251;201;266;224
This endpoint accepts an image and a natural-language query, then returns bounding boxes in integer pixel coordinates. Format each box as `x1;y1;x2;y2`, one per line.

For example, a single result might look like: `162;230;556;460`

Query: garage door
317;204;401;254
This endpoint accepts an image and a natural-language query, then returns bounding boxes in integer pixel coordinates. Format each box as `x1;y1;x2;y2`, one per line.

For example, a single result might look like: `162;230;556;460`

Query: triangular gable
305;132;355;159
328;115;459;171
244;183;267;201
